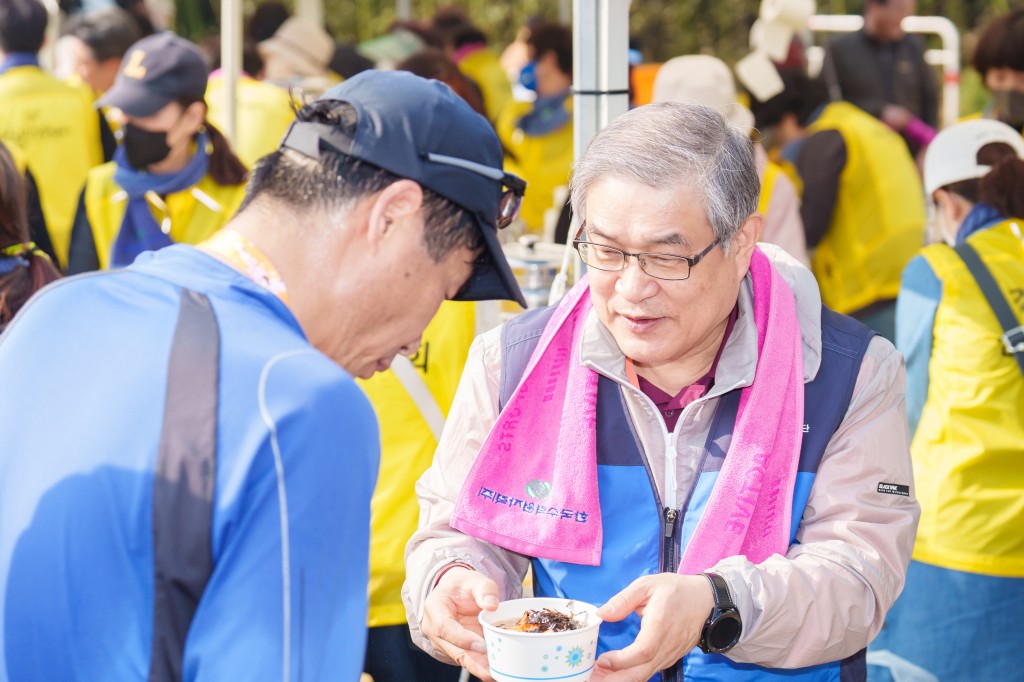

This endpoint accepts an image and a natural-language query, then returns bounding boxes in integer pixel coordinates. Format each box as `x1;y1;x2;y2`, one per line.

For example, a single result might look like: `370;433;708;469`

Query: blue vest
498;305;874;682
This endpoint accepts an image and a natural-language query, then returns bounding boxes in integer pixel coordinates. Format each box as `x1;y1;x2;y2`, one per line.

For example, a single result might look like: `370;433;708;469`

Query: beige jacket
403;245;919;668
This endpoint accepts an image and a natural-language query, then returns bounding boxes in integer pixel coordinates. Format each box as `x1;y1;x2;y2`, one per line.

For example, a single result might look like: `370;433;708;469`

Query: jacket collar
578;244;823;398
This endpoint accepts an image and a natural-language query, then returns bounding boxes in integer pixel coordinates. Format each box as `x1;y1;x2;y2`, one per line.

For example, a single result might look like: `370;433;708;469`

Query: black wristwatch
698;572;743;654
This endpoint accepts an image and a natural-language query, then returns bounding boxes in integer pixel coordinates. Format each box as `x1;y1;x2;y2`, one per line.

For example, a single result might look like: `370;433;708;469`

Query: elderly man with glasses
403;102;919;682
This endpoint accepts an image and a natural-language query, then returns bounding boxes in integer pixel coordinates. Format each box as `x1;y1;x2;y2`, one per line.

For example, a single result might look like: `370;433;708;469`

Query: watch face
708;613;742;652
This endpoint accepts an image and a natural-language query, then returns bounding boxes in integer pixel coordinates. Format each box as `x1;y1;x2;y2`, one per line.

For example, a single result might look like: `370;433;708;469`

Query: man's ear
365;179;425;249
729;212;764;281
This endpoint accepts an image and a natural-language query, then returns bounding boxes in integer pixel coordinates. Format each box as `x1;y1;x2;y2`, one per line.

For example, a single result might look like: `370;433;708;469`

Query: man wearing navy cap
0;70;525;680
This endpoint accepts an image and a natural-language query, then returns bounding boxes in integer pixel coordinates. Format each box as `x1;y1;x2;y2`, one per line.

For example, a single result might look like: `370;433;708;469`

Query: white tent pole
902;16;960;130
572;0;631;162
220;0;243;147
551;0;630;304
39;0;60;72
295;0;324;27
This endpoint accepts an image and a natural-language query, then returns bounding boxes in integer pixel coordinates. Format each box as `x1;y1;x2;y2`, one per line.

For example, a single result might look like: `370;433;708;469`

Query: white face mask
934;206;958;246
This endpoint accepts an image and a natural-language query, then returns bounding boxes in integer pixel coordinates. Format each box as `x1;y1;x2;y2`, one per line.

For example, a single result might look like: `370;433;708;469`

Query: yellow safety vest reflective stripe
497;99;574;236
458;48;513;124
808;102;925;314
83;161;246;270
914;219;1024;577
206;74;296;169
358;301;478;627
0;66;104;268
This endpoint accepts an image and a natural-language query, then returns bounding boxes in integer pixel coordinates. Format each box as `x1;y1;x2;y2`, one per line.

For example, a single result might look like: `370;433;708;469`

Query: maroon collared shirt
636;307;738;432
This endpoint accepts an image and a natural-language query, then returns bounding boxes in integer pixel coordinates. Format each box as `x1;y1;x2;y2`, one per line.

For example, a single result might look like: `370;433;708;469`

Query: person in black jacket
822;0;938;152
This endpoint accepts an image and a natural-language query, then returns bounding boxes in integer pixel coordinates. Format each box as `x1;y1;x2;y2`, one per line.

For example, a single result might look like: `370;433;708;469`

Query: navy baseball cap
99;33;208;118
279;70;527;307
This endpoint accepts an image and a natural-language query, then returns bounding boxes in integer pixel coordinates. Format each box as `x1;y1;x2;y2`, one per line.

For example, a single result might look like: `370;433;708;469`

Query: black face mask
992;89;1024;130
122;123;172;170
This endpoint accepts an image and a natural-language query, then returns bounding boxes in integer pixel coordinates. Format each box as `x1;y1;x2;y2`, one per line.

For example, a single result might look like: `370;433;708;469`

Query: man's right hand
421;566;499;680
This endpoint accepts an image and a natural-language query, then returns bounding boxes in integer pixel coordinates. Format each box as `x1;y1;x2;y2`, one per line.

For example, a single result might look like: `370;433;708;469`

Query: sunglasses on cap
424;153;526;229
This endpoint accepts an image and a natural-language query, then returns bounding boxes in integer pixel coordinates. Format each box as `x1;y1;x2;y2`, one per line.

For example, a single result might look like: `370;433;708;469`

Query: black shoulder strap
954;241;1024;377
149;288;220;682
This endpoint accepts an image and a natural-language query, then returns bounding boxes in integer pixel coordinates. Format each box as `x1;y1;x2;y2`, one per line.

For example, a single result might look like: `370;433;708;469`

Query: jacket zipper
609;381;705;682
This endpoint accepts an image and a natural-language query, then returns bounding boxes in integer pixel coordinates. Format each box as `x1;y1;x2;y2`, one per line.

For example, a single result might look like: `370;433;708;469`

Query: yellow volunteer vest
359;301;478;627
65;75;122;137
0;66;104;268
808;102;925;314
3;139;27;175
758;160;782;215
458;48;513;123
497;99;574;235
206;74;296;169
83;161;246;270
913;220;1024;577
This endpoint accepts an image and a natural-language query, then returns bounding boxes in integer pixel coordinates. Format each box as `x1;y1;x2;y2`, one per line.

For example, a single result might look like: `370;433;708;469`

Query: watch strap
704;571;736;611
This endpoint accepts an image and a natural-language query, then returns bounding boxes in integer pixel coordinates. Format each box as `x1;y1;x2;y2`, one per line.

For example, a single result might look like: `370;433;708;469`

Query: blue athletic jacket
0;245;378;680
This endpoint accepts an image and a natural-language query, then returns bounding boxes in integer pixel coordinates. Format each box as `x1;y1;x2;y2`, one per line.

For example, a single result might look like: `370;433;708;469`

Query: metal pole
295;0;324;28
559;0;571;24
902;16;960;130
38;0;60;72
396;0;413;21
572;0;631;162
553;0;630;304
221;0;243;147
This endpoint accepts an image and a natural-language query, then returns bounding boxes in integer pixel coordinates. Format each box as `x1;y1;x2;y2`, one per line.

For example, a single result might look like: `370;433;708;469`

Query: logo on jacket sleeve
877;482;910;497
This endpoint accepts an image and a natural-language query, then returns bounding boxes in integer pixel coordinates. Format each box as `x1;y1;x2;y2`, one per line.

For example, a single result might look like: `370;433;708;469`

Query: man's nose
614;255;658;302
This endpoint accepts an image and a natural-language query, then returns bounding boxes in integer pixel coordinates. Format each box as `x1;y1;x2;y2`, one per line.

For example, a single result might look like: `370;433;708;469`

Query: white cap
652;55;756;132
923;119;1024;196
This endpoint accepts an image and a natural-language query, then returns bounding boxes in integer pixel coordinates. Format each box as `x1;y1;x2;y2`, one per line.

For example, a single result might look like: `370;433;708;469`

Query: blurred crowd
0;0;1022;681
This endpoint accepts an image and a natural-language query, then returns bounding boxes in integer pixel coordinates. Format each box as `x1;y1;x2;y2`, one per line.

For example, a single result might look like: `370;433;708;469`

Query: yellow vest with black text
808;102;924;314
0;66;104;267
913;219;1024;577
497;99;574;235
359;301;479;627
206;74;296;169
65;74;121;137
83;161;246;270
458;48;512;124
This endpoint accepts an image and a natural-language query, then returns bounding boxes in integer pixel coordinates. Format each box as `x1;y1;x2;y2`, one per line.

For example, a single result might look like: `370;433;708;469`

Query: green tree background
183;0;1022;112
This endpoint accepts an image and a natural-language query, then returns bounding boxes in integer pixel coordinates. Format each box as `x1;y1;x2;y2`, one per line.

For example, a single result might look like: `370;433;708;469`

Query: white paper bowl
479;598;602;682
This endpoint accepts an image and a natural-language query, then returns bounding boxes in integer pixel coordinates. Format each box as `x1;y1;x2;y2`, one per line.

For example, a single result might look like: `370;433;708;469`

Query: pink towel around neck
451;247;804;571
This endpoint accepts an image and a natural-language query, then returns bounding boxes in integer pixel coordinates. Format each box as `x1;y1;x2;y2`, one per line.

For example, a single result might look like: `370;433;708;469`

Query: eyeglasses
424;153;525;229
573;225;721;281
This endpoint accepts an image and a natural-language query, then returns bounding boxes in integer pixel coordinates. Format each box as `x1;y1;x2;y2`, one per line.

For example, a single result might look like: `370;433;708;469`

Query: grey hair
569;102;760;249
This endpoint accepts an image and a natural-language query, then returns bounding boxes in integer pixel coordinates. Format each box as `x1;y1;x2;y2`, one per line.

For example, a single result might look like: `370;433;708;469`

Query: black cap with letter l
99;33;208;118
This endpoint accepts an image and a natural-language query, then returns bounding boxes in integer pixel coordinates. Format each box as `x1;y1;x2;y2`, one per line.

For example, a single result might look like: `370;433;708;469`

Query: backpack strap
954;241;1024;376
498;305;558;411
148;288;220;682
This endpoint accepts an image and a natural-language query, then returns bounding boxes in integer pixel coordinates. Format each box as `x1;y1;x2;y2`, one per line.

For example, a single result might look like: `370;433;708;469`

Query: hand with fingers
590;574;715;682
421;565;500;681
